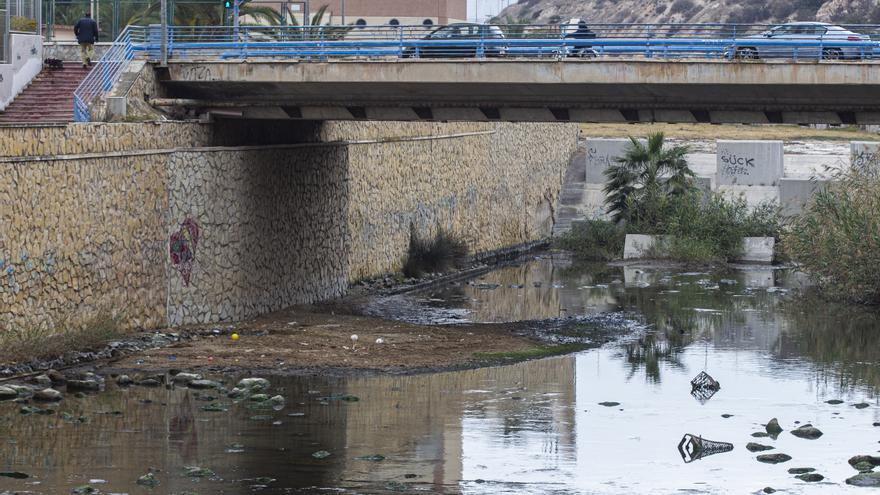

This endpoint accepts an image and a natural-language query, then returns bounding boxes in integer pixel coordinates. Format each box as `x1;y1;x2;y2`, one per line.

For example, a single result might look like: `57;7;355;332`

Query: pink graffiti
170;217;200;286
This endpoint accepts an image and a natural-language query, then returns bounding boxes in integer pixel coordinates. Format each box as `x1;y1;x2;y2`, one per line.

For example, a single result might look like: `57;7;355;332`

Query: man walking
74;13;99;68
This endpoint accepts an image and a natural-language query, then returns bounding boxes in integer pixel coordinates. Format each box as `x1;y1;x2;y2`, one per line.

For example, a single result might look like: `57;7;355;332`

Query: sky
468;0;517;22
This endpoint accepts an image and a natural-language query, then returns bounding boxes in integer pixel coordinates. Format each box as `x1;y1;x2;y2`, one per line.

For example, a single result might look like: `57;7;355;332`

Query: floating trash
690;371;721;404
677;434;734;463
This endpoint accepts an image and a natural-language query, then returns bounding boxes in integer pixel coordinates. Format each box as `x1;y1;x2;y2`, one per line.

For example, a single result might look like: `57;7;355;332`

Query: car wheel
821;48;842;60
735;47;758;60
576;48;597;58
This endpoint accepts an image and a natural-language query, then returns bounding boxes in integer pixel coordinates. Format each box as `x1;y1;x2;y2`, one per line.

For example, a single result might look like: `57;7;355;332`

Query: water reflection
4;260;880;493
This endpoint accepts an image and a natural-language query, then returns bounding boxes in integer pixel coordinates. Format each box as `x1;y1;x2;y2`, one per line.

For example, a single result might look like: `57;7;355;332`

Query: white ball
350;334;359;342
375;338;385;344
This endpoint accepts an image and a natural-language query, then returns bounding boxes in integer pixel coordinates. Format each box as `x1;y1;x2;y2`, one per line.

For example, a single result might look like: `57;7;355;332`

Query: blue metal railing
71;22;880;122
73;25;148;122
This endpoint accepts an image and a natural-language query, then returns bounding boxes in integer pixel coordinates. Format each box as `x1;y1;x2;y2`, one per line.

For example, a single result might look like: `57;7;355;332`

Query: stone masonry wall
0;122;211;157
0;154;171;330
341;122;577;281
164;147;351;326
2;120;578;330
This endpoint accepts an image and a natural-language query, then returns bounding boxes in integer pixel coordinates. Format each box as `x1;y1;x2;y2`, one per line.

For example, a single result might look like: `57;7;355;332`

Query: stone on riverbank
757;453;792;464
853;403;870;409
136;472;159;487
598;401;620;407
849;455;880;468
33;388;62;401
0;386;18;401
791;424;823;440
116;375;133;386
312;450;332;459
46;370;66;385
171;373;202;384
847;472;880;487
765;418;783;435
826;399;844;405
746;443;774;452
762;488;775;494
853;461;875;473
237;378;270;392
796;473;824;482
788;467;816;474
184;466;215;478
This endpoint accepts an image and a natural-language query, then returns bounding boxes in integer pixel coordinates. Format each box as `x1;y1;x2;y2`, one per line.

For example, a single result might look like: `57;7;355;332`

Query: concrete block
717;185;780;207
850;141;880;172
624;235;774;262
688;153;717;179
716;140;784;186
106;97;127;119
779;178;829;216
783;154;845;179
694;176;713;197
737;237;774;264
623;234;668;260
585;138;645;184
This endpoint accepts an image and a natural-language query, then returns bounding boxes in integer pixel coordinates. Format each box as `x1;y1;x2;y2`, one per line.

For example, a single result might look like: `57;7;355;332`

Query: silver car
732;22;872;60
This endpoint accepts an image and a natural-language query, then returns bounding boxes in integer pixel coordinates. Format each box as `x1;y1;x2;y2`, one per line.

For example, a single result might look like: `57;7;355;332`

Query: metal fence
1;7;7;62
150;23;880;61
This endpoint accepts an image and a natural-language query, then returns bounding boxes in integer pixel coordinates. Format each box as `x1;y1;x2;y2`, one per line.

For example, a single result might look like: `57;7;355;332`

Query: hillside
495;0;880;26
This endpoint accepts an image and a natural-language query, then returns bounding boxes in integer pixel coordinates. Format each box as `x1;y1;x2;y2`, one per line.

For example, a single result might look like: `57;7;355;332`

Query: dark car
403;23;506;58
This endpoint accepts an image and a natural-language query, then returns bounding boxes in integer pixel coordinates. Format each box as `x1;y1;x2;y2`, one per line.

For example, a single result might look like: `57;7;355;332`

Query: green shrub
554;219;625;261
402;227;468;278
785;168;880;305
603;133;695;223
10;16;37;32
612;189;782;263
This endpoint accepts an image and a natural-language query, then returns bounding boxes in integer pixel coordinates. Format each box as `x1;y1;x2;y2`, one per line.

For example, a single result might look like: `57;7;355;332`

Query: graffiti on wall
170;217;200;286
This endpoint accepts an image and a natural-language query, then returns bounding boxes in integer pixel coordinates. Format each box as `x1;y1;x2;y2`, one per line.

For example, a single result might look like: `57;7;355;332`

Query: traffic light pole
233;0;239;39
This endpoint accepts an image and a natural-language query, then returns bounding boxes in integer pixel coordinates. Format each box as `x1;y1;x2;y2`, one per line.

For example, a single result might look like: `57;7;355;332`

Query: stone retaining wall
1;121;578;330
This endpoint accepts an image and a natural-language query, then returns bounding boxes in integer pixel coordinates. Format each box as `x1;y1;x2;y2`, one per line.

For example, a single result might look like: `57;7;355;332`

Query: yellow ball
230;333;239;342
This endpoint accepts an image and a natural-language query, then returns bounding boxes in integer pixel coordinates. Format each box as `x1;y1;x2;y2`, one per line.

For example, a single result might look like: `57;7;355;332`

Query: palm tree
603;132;695;224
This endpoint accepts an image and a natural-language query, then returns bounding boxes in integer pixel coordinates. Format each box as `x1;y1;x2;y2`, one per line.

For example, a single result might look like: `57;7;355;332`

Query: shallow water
3;257;880;494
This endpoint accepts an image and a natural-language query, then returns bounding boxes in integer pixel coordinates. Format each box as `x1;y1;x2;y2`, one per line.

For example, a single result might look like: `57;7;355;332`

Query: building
302;0;469;26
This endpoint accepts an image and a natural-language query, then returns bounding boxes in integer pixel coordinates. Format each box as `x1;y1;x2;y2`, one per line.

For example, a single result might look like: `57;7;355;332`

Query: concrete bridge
151;59;880;124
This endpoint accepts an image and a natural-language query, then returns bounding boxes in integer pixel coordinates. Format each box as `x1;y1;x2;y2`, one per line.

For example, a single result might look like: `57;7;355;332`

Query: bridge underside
156;60;880;124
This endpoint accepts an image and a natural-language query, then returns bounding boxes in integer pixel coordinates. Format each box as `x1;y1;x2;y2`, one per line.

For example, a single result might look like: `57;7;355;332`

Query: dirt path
100;305;547;375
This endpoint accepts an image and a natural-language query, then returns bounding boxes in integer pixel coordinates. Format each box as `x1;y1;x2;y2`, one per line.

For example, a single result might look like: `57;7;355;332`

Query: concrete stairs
0;65;92;124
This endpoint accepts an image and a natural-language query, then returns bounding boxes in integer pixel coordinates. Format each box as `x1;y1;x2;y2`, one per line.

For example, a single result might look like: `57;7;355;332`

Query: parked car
731;22;872;60
403;23;506;58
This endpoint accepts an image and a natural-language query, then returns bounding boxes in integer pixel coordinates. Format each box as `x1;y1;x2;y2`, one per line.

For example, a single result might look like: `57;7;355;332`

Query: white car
732;22;872;60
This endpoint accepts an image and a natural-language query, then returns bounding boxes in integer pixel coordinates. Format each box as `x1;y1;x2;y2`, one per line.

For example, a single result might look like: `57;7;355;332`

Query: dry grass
580;123;879;142
0;313;124;365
